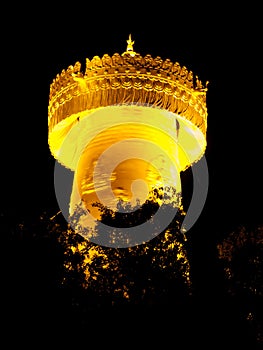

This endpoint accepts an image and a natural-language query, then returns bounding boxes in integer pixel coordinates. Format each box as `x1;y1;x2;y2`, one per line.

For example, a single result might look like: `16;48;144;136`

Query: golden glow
48;38;208;175
63;105;206;218
48;37;208;293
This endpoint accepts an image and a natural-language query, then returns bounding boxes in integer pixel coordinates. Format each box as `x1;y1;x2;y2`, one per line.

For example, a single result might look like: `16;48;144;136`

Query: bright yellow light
48;41;208;219
55;105;206;218
48;36;208;298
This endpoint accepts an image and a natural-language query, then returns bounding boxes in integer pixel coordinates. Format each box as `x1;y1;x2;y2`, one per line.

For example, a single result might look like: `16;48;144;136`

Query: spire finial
127;34;134;51
122;34;136;57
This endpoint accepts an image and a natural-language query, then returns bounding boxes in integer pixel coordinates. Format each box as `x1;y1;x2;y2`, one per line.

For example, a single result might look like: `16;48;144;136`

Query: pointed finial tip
123;34;136;57
127;34;134;47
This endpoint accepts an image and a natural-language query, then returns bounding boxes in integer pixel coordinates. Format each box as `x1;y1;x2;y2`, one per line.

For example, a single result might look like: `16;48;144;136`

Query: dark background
5;4;261;228
2;3;262;347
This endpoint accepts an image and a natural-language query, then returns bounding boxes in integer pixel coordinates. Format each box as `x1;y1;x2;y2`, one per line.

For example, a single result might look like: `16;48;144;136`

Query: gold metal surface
48;36;208;217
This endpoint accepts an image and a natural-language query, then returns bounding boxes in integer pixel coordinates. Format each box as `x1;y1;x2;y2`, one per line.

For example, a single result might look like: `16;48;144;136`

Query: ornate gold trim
48;36;208;137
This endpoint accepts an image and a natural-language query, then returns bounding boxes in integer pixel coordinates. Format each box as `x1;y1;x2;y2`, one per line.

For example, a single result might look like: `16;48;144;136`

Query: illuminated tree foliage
61;186;192;308
5;200;262;345
217;224;263;345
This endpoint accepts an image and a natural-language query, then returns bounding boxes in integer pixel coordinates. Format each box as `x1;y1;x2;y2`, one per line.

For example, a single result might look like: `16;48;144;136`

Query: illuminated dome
48;35;208;226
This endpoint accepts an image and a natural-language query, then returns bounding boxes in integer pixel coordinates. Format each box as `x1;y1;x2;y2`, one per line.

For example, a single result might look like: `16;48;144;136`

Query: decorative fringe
48;52;208;137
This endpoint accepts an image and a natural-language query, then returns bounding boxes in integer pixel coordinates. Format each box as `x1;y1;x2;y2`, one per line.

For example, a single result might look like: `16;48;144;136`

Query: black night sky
3;4;262;347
